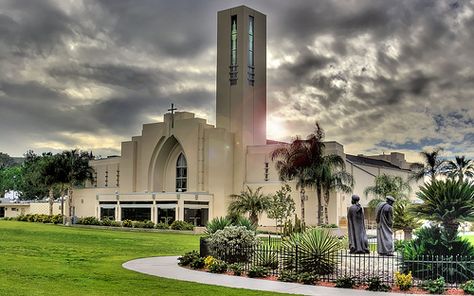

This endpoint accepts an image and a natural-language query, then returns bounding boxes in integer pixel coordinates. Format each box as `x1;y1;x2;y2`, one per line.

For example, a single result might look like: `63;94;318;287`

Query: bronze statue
347;195;370;254
376;196;395;256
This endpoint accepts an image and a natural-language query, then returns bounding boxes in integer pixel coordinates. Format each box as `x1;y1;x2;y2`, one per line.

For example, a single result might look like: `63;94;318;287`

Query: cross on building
168;103;177;128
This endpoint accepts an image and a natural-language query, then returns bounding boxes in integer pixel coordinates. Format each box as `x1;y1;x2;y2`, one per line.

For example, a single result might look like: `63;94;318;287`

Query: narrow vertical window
264;161;269;181
229;15;238;85
176;153;187;192
248;15;255;86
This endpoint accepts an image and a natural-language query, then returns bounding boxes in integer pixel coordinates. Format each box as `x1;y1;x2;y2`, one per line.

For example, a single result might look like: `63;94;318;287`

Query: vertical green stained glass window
230;15;238;84
231;16;237;66
248;16;255;85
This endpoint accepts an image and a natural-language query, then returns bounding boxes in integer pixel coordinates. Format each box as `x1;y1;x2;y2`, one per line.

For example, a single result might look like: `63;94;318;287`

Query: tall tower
216;6;267;147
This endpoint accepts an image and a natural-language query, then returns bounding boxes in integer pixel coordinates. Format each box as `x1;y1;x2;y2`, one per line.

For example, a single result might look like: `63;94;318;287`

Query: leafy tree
410;148;445;183
0;152;15;169
443;155;474;182
19;150;50;199
0;165;23;198
56;150;94;224
228;186;271;225
267;184;295;232
411;179;474;240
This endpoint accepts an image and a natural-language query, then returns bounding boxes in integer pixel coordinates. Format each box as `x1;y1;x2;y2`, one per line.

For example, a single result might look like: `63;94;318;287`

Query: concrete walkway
122;256;437;296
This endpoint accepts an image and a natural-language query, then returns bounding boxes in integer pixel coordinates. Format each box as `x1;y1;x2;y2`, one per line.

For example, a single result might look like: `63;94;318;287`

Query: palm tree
57;150;94;225
228;186;271;225
271;123;326;225
392;199;421;240
271;137;313;223
320;155;354;224
37;153;62;216
410;148;445;183
411;179;474;240
365;174;412;226
443;156;474;182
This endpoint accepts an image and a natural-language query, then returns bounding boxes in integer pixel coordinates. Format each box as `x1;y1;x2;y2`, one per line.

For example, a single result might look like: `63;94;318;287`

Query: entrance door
0;207;4;218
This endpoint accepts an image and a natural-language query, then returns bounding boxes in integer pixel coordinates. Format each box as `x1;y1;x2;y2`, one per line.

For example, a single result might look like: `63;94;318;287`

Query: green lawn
464;234;474;244
0;221;287;296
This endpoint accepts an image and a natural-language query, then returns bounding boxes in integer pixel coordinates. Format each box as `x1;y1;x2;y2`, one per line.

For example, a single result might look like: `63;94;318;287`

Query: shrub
247;266;268;278
190;257;205;269
401;225;474;282
394;239;409;252
101;218;113;226
281;228;343;275
170;220;194;231
395;271;413;291
155;222;169;230
228;263;243;276
178;251;200;266
278;270;298;282
205;217;232;234
208;259;227;273
335;276;356;288
122;219;133;228
110;220;122;227
298;272;319;285
51;214;63;224
77;216;100;225
142;220;155;229
255;248;278;269
204;256;217;268
421;277;446;294
132;221;145;228
234;216;257;232
283;215;306;237
366;276;391;292
319;223;338;229
461;280;474;295
207;226;258;263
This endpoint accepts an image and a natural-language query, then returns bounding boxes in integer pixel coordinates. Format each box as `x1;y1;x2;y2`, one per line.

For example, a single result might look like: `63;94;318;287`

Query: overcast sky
0;0;473;161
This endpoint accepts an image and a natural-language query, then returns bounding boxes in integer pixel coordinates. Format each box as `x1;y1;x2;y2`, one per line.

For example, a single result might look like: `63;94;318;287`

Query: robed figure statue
347;195;370;254
375;196;395;256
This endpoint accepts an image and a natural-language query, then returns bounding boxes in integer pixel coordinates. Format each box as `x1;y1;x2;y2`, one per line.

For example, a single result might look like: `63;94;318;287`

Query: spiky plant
205;216;232;235
411;179;474;239
281;228;343;275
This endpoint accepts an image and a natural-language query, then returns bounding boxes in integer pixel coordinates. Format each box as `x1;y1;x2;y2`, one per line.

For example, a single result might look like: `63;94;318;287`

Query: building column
177;194;184;221
152;193;157;224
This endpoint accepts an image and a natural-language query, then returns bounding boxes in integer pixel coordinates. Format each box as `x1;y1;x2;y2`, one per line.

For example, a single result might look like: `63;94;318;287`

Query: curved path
123;256;434;296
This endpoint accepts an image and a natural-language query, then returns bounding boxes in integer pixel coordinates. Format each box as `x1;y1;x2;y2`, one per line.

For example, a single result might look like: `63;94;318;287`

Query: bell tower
216;6;267;147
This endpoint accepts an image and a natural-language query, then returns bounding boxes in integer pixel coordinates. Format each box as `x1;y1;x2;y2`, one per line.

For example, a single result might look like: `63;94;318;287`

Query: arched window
176;153;187;192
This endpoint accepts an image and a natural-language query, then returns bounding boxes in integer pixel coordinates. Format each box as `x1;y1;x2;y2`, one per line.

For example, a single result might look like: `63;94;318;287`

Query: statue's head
386;195;395;205
351;194;360;204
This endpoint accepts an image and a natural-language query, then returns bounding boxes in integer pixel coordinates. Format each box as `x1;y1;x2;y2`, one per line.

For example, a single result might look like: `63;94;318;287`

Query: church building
72;6;420;228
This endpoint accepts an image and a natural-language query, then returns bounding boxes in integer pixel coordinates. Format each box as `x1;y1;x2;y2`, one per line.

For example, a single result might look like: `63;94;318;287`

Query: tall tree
0;165;23;198
443;155;474;182
0;152;15;169
228;186;271;225
365;174;411;208
272;123;327;225
320;155;354;224
57;150;94;225
410;148;445;183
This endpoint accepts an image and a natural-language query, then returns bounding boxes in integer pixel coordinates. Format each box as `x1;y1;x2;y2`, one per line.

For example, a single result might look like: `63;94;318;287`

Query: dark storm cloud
0;0;473;160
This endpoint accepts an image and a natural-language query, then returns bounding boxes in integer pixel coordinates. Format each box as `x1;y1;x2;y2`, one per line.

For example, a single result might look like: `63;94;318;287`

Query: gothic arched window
176;153;187;192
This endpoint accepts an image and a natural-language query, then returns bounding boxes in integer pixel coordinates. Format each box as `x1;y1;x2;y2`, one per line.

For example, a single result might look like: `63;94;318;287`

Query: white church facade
71;6;420;228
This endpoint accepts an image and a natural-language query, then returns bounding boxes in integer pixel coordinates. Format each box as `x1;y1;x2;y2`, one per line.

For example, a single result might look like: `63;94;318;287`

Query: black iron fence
209;243;474;287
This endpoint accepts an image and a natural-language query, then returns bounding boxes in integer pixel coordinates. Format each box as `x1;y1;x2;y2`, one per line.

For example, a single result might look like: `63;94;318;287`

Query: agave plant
255;245;279;270
205;216;232;235
281;228;343;275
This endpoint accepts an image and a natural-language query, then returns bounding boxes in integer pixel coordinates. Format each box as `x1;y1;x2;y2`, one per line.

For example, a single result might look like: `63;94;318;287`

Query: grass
464;235;474;244
0;221;289;296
